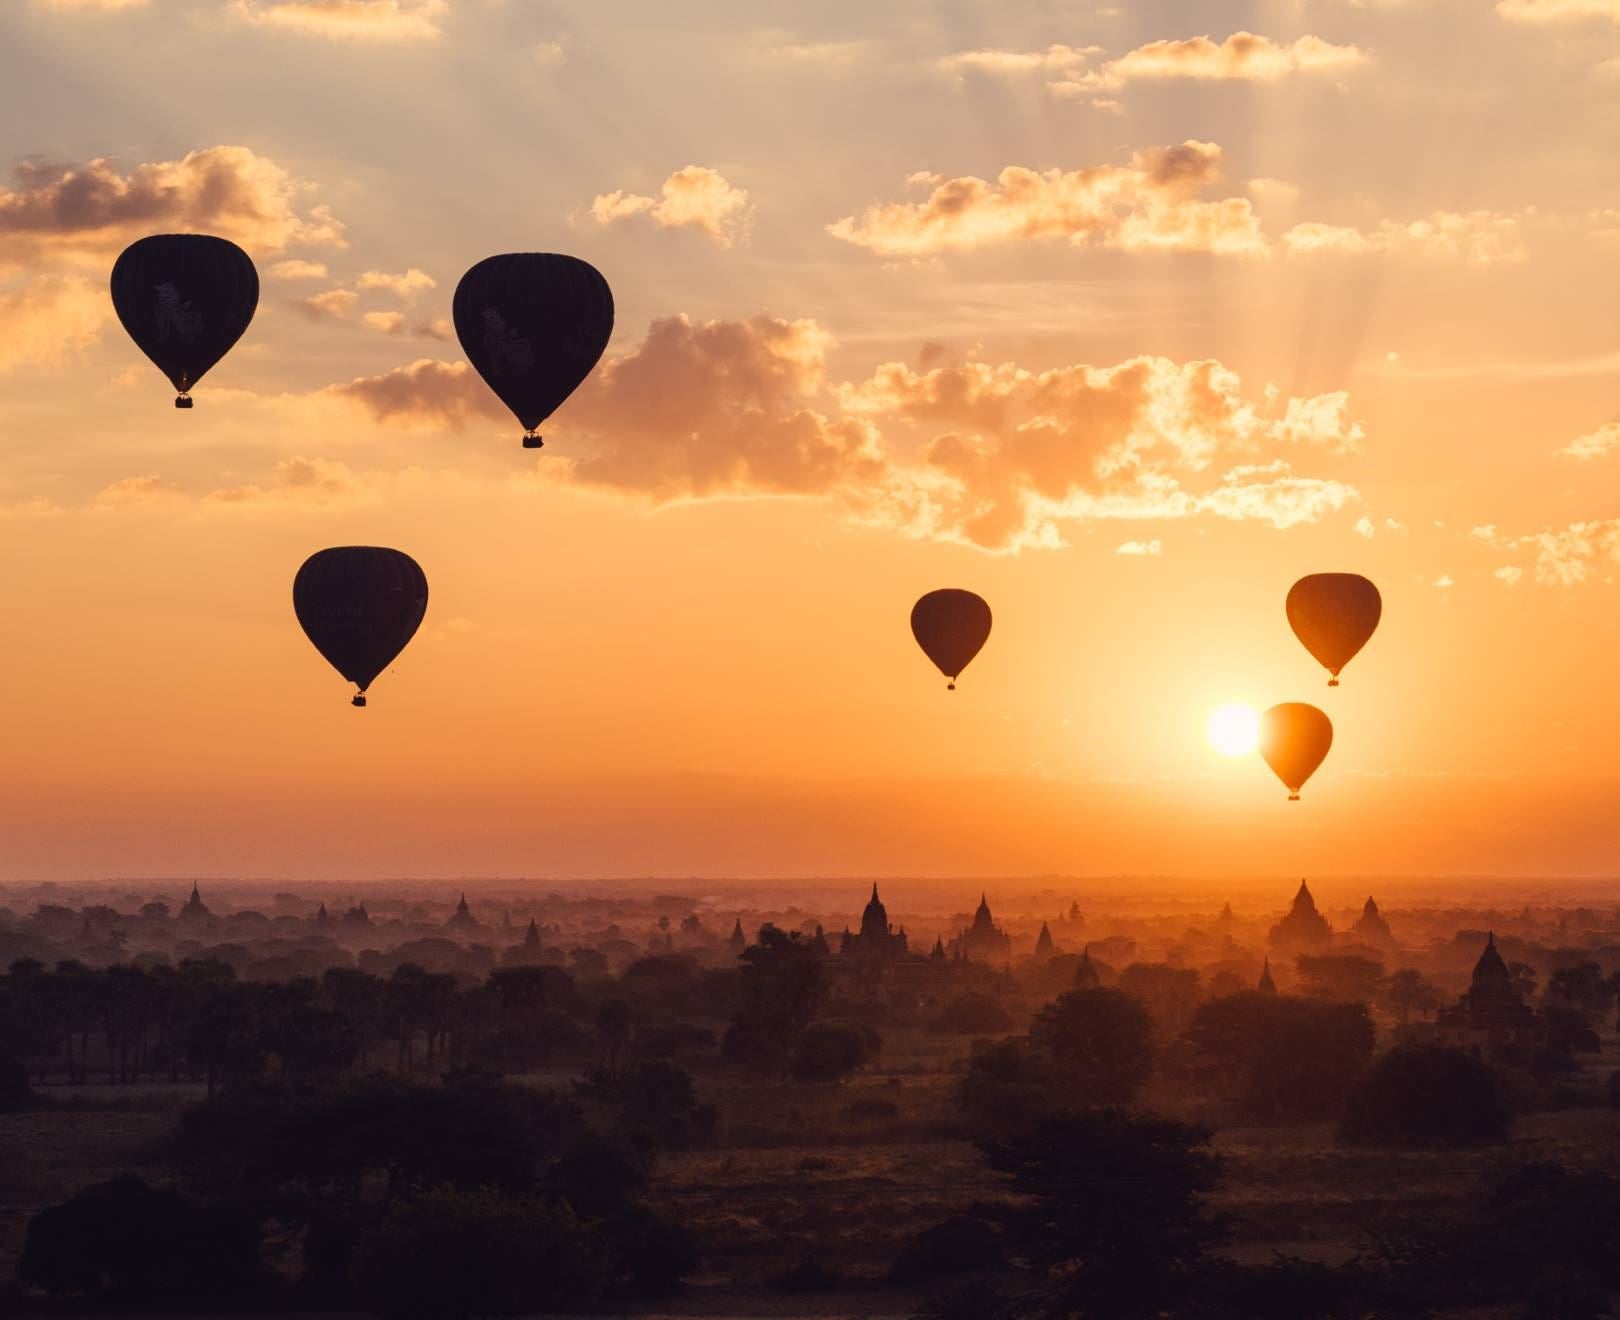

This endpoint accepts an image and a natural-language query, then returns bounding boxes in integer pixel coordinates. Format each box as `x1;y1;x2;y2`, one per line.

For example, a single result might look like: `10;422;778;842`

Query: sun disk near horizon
1207;702;1260;758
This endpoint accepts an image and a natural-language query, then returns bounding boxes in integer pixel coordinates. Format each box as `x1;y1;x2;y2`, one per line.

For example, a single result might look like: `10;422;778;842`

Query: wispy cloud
591;166;754;247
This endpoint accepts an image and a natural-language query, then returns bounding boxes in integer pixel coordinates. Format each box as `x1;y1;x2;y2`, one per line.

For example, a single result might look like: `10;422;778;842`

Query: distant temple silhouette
178;883;211;922
1268;880;1332;951
839;884;908;961
1257;957;1277;995
1436;933;1545;1052
952;894;1012;965
1073;945;1100;988
445;893;479;933
1034;921;1055;961
1352;895;1394;945
727;919;746;954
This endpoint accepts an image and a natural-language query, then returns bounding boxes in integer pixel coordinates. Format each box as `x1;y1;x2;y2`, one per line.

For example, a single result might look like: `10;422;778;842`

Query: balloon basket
946;681;956;691
174;394;193;409
1327;677;1340;687
351;694;367;708
1287;793;1300;802
522;432;543;449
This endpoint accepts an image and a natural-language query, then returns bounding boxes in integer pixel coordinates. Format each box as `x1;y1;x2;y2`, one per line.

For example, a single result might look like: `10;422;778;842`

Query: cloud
839;353;1362;550
1281;211;1527;264
1496;566;1524;585
230;0;448;41
827;142;1268;258
1522;522;1620;584
34;0;147;9
945;33;1364;98
328;315;1364;553
941;44;1100;75
0;145;345;264
1099;32;1367;83
363;310;405;334
413;316;453;340
0;276;110;371
591;166;754;247
533;39;567;66
205;455;376;508
269;259;329;281
1116;539;1162;555
1354;515;1375;537
1433;574;1455;588
1497;0;1620;21
559;314;886;499
356;267;435;300
331;357;504;428
297;288;358;320
1557;421;1620;460
94;475;181;506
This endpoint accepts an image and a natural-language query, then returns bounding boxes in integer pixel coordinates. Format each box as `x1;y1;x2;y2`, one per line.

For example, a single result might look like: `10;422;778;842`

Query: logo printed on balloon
481;308;535;377
152;283;202;343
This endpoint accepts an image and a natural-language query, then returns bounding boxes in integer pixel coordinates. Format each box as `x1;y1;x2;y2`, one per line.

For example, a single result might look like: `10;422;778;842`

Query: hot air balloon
1286;573;1381;686
110;235;258;408
293;548;428;707
1259;703;1333;801
911;589;992;690
453;253;613;448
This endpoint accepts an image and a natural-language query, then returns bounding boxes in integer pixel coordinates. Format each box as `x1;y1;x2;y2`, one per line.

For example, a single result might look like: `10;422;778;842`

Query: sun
1206;702;1260;758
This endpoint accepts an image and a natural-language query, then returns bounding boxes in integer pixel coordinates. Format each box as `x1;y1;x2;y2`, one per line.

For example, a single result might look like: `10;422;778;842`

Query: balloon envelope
1259;703;1333;800
910;589;992;689
110;234;258;404
453;253;613;446
293;548;428;706
1287;573;1381;685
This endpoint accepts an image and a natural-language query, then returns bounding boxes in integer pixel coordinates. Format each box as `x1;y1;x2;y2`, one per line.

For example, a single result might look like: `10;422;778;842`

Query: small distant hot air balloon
1286;573;1381;686
453;253;614;448
911;589;992;690
110;234;258;408
293;548;428;707
1259;703;1333;801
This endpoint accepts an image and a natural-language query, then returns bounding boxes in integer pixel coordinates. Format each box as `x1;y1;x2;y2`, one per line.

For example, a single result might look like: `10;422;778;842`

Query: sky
1;0;1618;885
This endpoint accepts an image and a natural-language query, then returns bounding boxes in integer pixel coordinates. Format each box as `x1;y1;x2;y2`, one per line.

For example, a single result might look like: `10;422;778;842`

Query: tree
929;992;1014;1035
981;1109;1223;1318
1183;993;1374;1121
790;1021;877;1083
18;1176;260;1306
722;925;824;1073
1382;969;1441;1024
1117;963;1201;1040
1340;1046;1511;1148
350;1190;603;1320
957;1037;1057;1139
1028;987;1154;1106
596;998;634;1075
1295;954;1384;1005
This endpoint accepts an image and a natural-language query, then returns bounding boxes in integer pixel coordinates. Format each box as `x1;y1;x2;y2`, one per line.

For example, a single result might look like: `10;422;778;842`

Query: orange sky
0;0;1618;883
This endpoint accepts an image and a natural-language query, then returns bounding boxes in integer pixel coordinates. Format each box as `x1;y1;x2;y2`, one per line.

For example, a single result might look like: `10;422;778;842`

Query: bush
889;1215;1001;1285
350;1189;603;1320
18;1176;260;1305
0;1053;33;1111
789;1020;876;1082
929;993;1014;1035
1341;1046;1511;1148
1028;987;1154;1106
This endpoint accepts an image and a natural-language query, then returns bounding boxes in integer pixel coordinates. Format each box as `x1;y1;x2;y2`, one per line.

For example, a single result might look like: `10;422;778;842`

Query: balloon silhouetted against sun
453;253;614;448
1259;703;1333;801
910;589;992;690
1287;573;1382;686
293;548;429;707
110;234;259;408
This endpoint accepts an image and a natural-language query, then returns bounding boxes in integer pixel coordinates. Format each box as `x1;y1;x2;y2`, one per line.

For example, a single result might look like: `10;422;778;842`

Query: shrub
350;1189;602;1320
789;1021;876;1083
1341;1046;1511;1148
1028;987;1154;1105
18;1176;260;1305
929;993;1014;1035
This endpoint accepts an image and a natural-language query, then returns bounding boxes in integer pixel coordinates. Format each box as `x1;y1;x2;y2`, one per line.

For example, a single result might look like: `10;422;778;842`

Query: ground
2;1029;1618;1318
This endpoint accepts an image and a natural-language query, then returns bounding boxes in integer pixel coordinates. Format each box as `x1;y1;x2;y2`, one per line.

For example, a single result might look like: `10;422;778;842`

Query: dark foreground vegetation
2;883;1619;1317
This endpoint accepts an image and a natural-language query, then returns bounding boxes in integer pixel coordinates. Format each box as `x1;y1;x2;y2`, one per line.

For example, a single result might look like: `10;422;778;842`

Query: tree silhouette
1029;987;1155;1106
